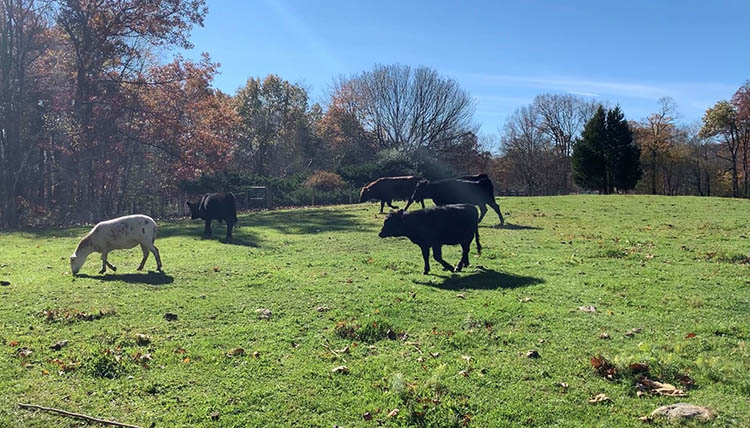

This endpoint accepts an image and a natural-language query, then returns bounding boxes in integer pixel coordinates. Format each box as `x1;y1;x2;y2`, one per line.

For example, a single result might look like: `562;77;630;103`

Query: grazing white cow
70;214;162;275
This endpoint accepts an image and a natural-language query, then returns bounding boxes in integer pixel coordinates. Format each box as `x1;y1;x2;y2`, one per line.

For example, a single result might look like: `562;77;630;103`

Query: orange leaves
591;355;618;381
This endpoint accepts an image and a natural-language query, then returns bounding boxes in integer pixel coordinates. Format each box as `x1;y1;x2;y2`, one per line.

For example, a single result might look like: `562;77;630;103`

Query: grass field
0;195;748;427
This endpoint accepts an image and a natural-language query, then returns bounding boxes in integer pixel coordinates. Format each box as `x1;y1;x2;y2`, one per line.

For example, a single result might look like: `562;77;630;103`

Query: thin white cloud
263;0;344;70
457;72;736;102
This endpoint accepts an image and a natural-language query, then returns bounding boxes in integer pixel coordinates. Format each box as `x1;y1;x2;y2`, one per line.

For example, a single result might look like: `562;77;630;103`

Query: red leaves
591;355;618;380
685;332;697;339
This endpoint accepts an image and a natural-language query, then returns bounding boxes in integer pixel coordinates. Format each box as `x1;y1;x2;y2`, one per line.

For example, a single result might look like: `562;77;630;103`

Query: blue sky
185;0;750;135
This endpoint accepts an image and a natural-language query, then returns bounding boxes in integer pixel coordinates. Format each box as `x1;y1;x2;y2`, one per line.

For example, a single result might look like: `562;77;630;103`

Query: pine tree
607;106;642;192
572;106;607;192
572;105;641;193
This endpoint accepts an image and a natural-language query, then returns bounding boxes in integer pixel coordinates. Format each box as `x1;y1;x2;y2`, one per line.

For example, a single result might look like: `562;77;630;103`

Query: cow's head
359;186;372;203
378;210;406;238
186;201;201;219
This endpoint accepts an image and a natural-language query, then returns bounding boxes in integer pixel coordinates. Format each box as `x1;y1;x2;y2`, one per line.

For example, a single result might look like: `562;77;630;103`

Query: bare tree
0;0;51;228
331;64;476;154
635;97;681;194
532;94;597;193
500;106;552;195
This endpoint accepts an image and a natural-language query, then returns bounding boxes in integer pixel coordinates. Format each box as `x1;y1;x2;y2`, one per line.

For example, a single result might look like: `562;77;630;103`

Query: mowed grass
0;195;749;427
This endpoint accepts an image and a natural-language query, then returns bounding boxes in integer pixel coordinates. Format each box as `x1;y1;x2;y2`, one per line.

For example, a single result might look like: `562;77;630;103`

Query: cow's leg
478;204;488;223
420;199;425;209
457;241;471;271
432;246;455;272
420;245;431;275
137;244;149;270
203;219;212;237
226;220;234;240
150;244;162;272
488;199;505;227
379;200;386;213
100;252;116;274
387;200;399;209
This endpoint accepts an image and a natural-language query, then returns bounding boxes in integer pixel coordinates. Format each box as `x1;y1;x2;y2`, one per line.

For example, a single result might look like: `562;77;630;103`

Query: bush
304;171;347;191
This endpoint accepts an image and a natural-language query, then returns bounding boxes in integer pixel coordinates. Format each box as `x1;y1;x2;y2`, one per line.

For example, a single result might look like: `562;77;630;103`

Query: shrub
304;171;347;191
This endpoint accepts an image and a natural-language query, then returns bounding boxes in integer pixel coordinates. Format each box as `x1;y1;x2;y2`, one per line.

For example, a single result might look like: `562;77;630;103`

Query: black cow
404;177;504;226
186;193;238;240
359;176;425;213
378;204;481;274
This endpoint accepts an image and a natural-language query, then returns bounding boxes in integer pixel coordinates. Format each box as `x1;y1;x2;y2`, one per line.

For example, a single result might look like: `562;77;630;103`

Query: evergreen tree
607;106;642;192
572;105;641;193
572;106;608;192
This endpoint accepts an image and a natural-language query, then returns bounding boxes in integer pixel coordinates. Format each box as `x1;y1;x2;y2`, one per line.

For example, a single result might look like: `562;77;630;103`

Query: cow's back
403;204;478;246
371;176;421;201
202;193;237;223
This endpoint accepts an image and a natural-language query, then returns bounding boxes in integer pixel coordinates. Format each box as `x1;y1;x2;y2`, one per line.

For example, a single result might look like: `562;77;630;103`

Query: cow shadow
413;268;544;290
499;223;543;231
249;208;374;235
74;271;174;285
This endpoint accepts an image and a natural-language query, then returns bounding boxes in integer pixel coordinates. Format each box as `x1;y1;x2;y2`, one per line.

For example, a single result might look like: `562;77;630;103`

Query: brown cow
359;176;426;213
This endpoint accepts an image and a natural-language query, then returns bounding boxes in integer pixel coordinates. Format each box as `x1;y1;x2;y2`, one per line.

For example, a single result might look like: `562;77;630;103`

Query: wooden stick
18;403;143;428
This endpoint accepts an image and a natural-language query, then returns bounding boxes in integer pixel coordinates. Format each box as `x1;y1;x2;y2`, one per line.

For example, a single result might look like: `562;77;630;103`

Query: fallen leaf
628;362;649;373
459;369;470;377
591;355;617;380
685;332;696;339
316;306;330;312
226;347;245;357
363;412;372;421
578;305;597;313
387;408;399;418
525;350;540;358
209;411;220;421
462;355;472;362
256;308;272;320
636;375;687;397
334;346;350;354
183;357;190;364
599;332;610;339
164;313;178;321
588;393;611;404
624;328;642;337
558;382;569;392
135;334;151;346
49;340;68;351
212;266;220;272
456;294;466;299
175;348;186;354
16;348;33;358
9;340;19;347
252;351;260;358
331;365;349;374
518;297;532;303
41;369;49;375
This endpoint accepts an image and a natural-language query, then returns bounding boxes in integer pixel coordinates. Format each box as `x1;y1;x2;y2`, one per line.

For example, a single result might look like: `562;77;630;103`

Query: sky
184;0;750;136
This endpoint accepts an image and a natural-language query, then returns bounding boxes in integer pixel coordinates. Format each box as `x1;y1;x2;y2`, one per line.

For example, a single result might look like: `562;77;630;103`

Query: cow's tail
475;218;482;255
228;192;238;226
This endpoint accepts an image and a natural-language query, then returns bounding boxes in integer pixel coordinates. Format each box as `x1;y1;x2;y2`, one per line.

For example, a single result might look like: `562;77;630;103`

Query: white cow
70;214;162;275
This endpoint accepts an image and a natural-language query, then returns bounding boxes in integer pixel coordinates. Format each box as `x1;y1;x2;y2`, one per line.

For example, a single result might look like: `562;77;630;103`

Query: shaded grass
0;196;749;427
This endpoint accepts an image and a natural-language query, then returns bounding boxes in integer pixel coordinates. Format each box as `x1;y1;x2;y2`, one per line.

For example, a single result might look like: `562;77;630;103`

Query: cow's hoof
423;271;430;275
98;269;106;274
111;266;117;271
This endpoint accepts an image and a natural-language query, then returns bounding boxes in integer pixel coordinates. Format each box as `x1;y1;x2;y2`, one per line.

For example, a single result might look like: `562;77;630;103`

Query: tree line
1;0;748;229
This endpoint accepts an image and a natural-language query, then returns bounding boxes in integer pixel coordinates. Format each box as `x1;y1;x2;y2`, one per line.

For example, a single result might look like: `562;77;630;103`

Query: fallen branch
18;403;143;428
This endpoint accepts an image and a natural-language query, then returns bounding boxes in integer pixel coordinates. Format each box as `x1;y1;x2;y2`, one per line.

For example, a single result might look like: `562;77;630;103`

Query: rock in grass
164;313;178;321
256;308;272;320
650;403;716;421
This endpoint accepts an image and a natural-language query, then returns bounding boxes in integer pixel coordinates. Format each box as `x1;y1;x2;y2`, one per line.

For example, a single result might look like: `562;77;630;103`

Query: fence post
265;186;272;210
